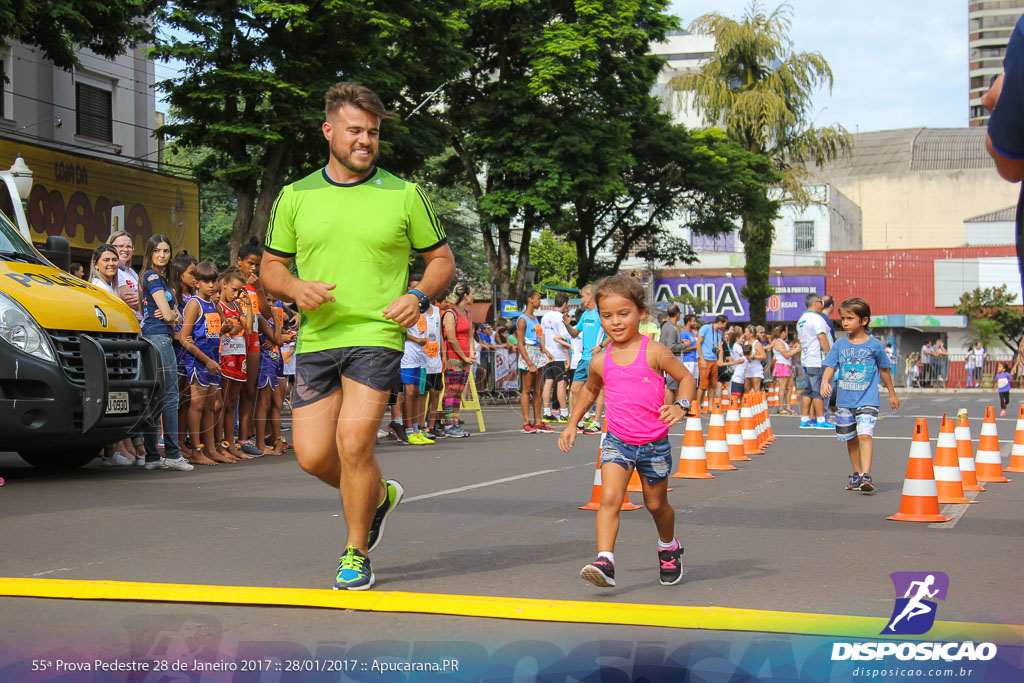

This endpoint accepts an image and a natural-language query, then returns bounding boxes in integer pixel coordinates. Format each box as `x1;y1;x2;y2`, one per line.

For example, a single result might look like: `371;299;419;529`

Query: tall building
968;1;1024;127
649;30;716;129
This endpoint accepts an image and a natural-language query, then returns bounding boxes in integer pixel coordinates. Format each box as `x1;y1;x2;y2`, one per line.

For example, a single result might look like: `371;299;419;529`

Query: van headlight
0;291;56;363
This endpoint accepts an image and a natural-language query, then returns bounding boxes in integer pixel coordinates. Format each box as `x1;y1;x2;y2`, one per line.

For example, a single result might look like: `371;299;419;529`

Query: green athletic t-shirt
264;166;446;353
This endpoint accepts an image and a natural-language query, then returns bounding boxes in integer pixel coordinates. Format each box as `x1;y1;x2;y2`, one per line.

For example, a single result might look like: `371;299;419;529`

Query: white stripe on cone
933;466;963;482
908;441;932;459
680;446;707;460
901;478;939;497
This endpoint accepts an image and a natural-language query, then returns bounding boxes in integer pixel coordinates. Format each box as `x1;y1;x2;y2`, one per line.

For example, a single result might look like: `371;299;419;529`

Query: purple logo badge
882;571;949;635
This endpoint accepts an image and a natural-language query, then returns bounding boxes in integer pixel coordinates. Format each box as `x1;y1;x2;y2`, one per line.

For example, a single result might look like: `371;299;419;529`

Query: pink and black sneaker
658;544;684;585
581;556;615;587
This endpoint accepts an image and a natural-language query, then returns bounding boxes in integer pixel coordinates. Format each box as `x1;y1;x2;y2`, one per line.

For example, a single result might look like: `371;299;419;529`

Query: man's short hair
554;292;569;308
715;314;729;324
667;304;680;318
683;313;697;325
806;293;823;307
821;294;834;309
324;82;395;121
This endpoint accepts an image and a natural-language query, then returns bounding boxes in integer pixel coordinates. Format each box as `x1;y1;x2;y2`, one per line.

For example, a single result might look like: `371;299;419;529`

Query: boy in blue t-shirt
821;297;900;493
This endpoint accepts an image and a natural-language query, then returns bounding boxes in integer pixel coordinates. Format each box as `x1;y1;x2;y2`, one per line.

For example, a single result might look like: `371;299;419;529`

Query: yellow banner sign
0;139;199;255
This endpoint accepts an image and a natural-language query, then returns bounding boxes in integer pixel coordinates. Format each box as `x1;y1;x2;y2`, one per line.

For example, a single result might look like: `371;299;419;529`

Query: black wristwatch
407;288;430;313
674;398;691;412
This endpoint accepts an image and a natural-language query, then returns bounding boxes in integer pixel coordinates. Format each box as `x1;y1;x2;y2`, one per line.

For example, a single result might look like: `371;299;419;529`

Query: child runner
516;289;553;433
180;261;228;465
423;294;446;439
217;267;254;460
441;283;475;438
558;274;696;588
820;297;900;493
236;237;273;456
254;305;284;456
401;274;435;445
273;301;297;452
995;362;1012;417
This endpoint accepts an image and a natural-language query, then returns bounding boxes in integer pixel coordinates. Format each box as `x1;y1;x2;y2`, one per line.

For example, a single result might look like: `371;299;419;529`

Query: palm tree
669;1;851;325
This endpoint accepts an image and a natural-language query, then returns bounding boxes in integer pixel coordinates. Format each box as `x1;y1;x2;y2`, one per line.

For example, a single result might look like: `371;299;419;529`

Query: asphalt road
0;393;1021;680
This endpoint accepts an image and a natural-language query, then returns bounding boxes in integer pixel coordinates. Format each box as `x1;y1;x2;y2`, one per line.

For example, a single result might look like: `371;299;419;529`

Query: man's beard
330;140;378;174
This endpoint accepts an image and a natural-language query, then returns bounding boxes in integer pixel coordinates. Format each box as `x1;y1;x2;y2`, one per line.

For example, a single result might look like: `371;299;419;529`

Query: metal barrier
902;353;1013;388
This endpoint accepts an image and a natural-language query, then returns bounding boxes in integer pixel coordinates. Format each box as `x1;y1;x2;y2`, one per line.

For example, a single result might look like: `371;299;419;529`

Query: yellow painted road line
0;578;1021;645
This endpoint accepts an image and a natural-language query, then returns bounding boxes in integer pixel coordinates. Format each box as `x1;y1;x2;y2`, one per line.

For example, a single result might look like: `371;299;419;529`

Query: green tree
956;285;1023;357
1;0;155;72
531;229;578;289
152;1;468;260
441;0;680;299
670;1;851;325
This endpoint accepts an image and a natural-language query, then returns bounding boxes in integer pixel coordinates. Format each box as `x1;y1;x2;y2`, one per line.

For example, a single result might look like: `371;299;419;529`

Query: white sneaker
103;452;134;467
143;458;168;470
163;457;195;471
134;456;147;467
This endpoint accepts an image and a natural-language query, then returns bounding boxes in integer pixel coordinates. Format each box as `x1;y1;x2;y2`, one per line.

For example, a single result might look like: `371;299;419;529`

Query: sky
668;0;969;133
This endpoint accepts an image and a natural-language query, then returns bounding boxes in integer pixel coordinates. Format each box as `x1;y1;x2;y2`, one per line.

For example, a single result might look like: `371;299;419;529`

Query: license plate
106;392;129;414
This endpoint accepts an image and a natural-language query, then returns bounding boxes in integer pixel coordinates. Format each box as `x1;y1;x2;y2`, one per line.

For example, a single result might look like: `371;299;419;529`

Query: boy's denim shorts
600;431;673;485
835;406;879;442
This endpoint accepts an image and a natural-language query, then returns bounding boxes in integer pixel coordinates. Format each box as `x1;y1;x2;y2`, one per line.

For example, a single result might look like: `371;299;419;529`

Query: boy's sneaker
367;479;404;553
333;546;374;590
533;422;556;433
580;557;616;587
846;472;862;490
386;422;408;444
798;419;815;429
521;422;537;434
658;545;684;586
554;414;569;424
542;412;556;423
428;425;447;440
583;421;602;435
143;458;168;470
103;452;134;467
163;457;195;472
415;430;435;444
858;474;875;493
816;420;836;430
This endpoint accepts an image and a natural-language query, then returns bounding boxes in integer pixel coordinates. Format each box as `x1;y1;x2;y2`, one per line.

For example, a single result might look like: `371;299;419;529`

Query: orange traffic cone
768;385;779;407
760;391;776;444
934;416;975;505
955;410;985;492
725;402;750;462
672;408;714;479
976;406;1011;483
887;419;951;523
752;393;766;448
705;399;736;471
579;431;642;511
1006;404;1024;473
740;395;764;456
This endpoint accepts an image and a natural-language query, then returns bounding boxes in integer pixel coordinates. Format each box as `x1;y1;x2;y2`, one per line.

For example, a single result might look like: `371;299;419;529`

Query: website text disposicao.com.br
851;665;979;678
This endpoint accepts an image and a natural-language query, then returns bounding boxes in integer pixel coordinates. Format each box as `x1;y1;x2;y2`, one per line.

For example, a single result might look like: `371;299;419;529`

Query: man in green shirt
262;82;454;590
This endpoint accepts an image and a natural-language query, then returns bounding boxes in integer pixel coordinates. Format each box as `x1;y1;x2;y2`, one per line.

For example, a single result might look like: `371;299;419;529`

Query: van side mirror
37;235;71;272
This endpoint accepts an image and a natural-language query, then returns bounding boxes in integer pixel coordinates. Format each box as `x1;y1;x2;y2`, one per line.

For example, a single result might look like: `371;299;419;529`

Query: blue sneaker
799;419;815;429
816;420;836;430
367;479;404;552
334;546;374;590
858;474;875;493
846;472;861;490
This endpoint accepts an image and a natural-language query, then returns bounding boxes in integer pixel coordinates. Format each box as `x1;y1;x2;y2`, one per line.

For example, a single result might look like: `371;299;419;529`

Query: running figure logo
882;571;949;635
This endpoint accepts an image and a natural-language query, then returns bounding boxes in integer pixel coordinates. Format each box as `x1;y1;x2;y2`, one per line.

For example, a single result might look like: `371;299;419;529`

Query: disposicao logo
831;571;998;663
883;571;948;635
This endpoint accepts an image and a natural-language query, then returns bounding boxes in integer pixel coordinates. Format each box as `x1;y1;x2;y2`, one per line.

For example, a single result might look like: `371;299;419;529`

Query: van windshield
0;208;37;258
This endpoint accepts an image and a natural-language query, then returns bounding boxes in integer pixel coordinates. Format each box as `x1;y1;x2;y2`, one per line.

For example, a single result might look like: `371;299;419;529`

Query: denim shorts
835;406;879;441
600;431;673;485
803;365;823;399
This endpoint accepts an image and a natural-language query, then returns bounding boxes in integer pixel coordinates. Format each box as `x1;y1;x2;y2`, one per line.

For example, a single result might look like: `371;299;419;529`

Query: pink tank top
603;336;668;445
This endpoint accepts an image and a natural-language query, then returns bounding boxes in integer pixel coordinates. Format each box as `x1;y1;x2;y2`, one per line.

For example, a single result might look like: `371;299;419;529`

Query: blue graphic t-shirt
141;269;174;335
822;336;890;408
680;329;698;362
995;372;1012;393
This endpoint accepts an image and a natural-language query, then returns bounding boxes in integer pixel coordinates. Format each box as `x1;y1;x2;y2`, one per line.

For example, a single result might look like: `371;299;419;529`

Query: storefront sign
654;275;825;322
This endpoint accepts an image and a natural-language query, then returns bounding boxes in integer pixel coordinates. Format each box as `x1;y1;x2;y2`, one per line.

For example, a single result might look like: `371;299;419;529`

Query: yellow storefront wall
0;139;199;256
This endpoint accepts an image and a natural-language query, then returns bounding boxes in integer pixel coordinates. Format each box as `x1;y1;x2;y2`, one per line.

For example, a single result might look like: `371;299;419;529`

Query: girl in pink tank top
557;275;697;589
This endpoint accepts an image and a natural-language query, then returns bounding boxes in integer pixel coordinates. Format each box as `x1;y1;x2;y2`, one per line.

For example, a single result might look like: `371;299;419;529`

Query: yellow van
0;208;161;468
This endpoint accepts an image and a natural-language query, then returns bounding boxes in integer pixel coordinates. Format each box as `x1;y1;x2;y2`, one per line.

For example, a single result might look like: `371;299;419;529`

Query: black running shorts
293;346;403;409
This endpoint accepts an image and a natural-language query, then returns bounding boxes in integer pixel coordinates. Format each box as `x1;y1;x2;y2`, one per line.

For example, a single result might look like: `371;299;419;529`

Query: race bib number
424;341;439;358
204;313;222;337
417;315;427;332
534;324;543;340
997;377;1010;390
222;334;246;355
248;291;260;331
